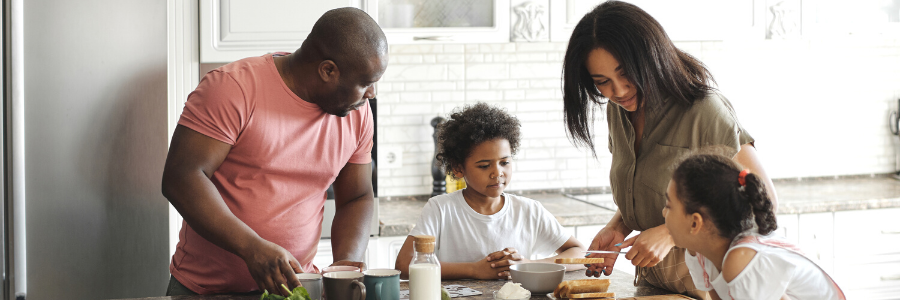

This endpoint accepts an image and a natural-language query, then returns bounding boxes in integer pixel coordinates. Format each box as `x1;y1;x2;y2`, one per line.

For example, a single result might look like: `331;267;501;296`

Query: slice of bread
554;257;605;264
568;292;615;299
554;279;611;298
568;279;610;295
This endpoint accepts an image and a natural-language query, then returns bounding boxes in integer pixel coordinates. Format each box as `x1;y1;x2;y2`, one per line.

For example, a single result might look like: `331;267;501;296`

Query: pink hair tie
738;169;750;186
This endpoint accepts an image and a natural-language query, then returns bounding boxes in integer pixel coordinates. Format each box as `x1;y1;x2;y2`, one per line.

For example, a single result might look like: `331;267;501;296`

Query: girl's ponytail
743;173;777;235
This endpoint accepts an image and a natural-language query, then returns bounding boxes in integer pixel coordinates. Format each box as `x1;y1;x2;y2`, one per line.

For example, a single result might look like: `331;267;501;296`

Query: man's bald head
301;7;387;70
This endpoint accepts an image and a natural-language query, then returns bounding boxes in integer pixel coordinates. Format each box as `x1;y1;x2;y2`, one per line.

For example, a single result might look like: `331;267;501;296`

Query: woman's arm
585;210;632;277
733;144;778;212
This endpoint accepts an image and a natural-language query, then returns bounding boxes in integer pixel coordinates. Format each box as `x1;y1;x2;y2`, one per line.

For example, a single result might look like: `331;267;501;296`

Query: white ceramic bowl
509;263;565;294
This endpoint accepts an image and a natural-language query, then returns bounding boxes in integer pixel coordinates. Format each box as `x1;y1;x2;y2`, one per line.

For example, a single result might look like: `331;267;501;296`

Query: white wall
376;38;900;197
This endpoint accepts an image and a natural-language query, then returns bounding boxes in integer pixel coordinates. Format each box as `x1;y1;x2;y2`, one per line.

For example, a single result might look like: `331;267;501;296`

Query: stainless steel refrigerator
3;0;171;299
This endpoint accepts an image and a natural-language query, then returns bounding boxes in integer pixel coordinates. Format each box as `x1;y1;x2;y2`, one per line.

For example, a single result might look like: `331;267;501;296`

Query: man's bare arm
330;162;375;269
162;125;301;296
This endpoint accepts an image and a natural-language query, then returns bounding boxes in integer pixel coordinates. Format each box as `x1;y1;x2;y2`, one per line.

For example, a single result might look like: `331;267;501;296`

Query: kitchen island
116;269;673;300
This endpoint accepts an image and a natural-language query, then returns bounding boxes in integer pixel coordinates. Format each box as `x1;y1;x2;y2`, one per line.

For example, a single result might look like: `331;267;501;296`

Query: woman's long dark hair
562;0;715;154
672;153;777;240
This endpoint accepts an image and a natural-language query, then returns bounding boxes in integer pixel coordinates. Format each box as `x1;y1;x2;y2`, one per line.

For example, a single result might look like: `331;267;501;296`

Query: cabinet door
775;213;799;245
314;239;334;268
832;208;900;294
366;0;510;44
200;0;363;63
549;0;758;43
797;212;834;274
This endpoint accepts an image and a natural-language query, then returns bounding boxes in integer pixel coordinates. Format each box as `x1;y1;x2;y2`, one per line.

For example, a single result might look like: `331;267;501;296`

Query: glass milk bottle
409;235;441;300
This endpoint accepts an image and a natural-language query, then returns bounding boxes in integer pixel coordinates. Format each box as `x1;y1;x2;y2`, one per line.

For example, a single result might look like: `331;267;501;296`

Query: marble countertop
378;175;900;237
116;270;671;300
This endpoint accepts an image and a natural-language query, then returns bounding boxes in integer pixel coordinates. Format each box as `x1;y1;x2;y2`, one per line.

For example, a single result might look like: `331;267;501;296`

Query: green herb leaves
260;284;310;300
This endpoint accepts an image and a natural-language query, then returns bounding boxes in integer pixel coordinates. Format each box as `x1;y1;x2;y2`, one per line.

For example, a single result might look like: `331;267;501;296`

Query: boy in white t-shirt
395;103;586;280
661;152;845;300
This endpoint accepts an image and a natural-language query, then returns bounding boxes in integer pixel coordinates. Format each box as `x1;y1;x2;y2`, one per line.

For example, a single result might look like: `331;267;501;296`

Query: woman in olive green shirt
561;1;777;298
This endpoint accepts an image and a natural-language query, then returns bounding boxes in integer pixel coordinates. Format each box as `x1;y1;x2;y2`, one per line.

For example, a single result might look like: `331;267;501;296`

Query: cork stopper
413;235;436;253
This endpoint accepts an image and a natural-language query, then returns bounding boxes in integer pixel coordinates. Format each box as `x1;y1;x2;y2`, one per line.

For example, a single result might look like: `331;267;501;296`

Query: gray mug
295;273;323;300
323;271;366;300
363;269;400;300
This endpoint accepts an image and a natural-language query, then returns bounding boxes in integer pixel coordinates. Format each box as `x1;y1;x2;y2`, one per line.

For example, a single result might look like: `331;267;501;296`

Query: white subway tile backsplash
393;55;424;64
431;91;465;102
509;62;563;79
466;80;490;90
514;42;562;52
374;40;900;196
399;92;432;103
466;63;509;80
466;90;504;102
504;90;526;101
523;89;557;100
390;44;443;54
402;81;457;92
516;100;563;111
448;64;465;81
444;44;465;53
518;148;553;159
466;53;485;63
478;43;517;53
383;64;447;81
436;54;465;63
377;115;425;126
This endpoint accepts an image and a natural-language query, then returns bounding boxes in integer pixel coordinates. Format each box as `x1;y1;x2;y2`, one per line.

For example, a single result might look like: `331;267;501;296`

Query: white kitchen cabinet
373;235;409;270
314;239;335;268
775;213;800;245
315;237;380;269
365;0;510;44
549;0;760;43
200;0;365;63
797;212;835;274
831;208;900;298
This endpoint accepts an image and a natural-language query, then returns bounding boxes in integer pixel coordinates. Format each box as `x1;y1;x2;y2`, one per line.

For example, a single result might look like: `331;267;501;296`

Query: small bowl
493;290;531;300
509;263;565;294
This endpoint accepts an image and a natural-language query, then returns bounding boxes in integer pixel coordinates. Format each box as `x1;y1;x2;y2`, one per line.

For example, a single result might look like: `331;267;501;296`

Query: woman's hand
585;227;627;277
621;224;674;268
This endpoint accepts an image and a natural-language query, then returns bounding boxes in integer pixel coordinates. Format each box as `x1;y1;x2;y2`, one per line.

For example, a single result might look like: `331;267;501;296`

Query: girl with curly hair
665;152;844;300
395;102;586;280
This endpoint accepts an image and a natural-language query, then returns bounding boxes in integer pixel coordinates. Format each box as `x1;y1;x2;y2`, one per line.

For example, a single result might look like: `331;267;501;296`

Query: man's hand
485;247;528;278
331;260;366;272
585;227;627;277
240;240;303;297
621;224;674;268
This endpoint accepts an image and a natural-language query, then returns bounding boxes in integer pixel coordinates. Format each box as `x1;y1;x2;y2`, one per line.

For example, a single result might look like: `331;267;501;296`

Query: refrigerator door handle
5;0;27;299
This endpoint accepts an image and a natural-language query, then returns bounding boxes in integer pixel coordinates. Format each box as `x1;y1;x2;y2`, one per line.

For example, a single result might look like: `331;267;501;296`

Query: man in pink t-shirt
161;8;388;296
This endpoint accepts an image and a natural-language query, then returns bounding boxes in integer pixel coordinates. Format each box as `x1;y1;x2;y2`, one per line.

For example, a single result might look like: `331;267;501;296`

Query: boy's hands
485;247;529;278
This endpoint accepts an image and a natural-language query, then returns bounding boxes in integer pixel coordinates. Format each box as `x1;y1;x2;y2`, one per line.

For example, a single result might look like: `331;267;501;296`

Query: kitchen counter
115;270;672;300
378;175;900;236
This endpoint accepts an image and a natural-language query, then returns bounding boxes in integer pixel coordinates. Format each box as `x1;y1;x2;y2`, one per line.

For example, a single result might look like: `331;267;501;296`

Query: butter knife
582;250;628;255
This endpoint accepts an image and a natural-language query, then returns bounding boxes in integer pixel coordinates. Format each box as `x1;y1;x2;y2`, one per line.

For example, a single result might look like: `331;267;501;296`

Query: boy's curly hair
436;102;521;179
